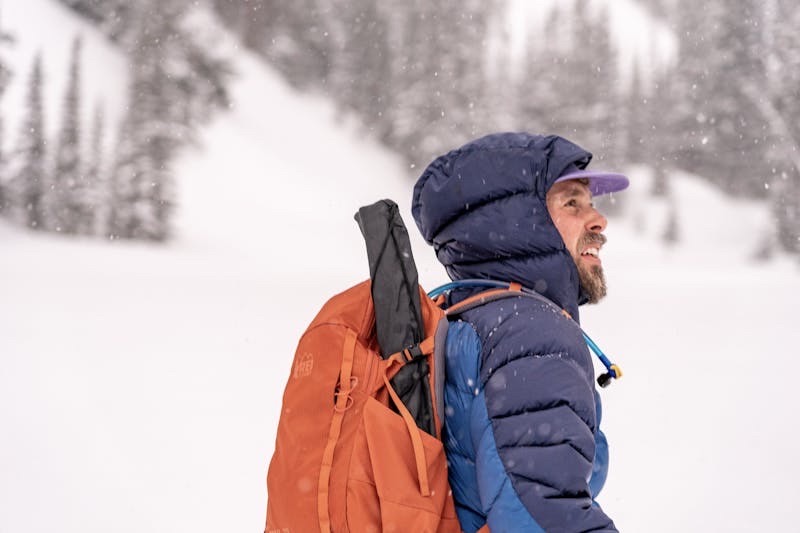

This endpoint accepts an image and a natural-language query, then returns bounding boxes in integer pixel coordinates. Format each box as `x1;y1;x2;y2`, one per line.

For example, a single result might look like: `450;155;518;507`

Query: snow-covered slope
1;0;128;159
2;2;800;533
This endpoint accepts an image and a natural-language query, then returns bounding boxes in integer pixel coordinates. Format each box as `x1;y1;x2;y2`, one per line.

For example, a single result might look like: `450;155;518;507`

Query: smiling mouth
581;247;600;258
579;233;606;263
580;247;602;265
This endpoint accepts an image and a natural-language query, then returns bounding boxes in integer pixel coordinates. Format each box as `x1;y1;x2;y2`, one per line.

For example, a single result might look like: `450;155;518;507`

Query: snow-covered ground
2;2;800;533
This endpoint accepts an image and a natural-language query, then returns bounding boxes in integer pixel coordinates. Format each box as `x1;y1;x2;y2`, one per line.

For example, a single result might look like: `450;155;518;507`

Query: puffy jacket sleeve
589;391;610;499
469;303;617;533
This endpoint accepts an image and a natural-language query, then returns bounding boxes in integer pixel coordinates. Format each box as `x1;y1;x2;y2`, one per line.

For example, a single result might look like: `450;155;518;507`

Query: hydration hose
428;279;623;387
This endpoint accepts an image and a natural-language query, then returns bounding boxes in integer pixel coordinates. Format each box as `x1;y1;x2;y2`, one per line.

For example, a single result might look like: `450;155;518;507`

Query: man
412;132;627;532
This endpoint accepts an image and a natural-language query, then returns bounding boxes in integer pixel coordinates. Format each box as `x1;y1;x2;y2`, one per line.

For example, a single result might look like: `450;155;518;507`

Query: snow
506;0;677;84
2;2;800;533
583;173;800;530
1;0;128;161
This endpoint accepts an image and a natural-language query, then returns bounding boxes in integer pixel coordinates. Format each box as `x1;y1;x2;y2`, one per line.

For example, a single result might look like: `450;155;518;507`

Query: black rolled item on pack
355;199;435;436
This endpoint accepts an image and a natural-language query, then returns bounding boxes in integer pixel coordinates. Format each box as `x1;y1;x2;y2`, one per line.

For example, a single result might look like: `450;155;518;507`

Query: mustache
580;232;607;248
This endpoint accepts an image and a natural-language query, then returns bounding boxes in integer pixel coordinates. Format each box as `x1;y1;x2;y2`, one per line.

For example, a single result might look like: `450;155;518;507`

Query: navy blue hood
412;132;595;320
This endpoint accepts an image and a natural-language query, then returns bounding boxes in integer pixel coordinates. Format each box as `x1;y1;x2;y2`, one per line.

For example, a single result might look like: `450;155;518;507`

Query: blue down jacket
412;133;616;532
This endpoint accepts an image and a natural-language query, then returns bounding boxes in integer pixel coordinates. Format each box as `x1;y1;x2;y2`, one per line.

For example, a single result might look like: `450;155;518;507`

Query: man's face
545;179;609;304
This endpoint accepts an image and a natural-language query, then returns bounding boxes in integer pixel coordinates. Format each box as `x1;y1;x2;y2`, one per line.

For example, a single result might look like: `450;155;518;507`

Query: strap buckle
401;344;425;362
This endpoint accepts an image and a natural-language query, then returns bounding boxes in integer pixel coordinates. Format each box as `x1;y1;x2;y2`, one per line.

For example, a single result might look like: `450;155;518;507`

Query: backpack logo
293;352;314;379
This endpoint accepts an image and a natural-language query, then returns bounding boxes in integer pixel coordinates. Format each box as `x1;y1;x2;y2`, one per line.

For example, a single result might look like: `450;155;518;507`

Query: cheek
554;218;582;252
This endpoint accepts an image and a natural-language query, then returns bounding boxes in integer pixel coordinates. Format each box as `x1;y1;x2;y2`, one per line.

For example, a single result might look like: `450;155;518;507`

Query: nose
585;207;607;233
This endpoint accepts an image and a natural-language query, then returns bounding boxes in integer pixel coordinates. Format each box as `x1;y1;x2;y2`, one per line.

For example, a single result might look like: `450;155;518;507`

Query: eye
564;199;578;208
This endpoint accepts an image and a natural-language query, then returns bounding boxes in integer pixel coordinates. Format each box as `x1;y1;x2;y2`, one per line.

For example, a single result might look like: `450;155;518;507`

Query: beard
576;232;607;304
578;261;607;304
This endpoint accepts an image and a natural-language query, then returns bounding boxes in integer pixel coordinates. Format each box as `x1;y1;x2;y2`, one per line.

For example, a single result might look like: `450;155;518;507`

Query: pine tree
0;117;6;215
648;73;673;197
175;40;232;142
262;0;333;89
662;196;680;245
0;10;11;216
63;0;229;139
52;36;83;234
10;53;47;230
668;1;713;177
385;1;442;162
515;5;565;135
596;5;623;167
60;0;134;43
483;6;518;132
241;0;274;53
106;113;134;240
432;0;493;144
670;0;769;195
386;0;493;165
770;172;800;254
651;163;669;197
548;1;617;160
623;61;645;164
761;0;800;254
638;0;673;21
79;102;104;235
109;2;183;241
329;0;393;140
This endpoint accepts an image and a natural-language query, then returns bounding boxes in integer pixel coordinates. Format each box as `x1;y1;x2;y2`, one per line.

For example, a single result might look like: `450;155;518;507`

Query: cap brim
554;170;629;196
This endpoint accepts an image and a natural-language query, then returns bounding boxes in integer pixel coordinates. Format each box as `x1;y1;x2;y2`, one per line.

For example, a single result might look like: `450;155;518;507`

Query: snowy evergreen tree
103;0;230;242
241;0;276;53
592;4;622;168
259;0;333;89
483;7;519;133
623;61;646;164
106;114;134;240
0;116;6;215
59;0;134;43
515;7;563;135
9;54;47;230
769;172;800;254
760;0;800;254
647;73;674;197
431;0;493;144
79;102;104;235
662;197;681;245
386;0;493;165
667;2;714;178
545;1;617;162
0;11;12;216
108;3;184;241
638;0;675;26
62;0;230;143
328;0;393;140
52;36;83;234
670;0;769;195
174;39;232;144
387;0;449;162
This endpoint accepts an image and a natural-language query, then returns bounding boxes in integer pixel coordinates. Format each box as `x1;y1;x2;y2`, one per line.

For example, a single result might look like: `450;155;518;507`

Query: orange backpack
265;201;460;533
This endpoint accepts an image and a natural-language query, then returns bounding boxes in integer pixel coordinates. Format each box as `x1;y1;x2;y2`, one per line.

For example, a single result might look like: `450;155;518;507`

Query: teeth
582;247;599;257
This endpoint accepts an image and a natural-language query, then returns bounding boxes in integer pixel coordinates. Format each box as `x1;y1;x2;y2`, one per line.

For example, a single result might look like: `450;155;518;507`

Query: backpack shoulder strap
429;279;624;388
444;282;523;316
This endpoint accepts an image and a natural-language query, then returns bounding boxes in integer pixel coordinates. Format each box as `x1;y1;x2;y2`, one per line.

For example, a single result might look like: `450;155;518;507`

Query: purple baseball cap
553;165;629;196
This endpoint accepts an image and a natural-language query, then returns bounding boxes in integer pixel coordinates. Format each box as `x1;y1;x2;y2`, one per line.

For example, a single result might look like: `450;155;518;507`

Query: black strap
354;199;435;436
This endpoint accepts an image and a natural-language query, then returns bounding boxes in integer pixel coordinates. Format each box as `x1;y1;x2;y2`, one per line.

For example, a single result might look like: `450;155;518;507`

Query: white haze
1;1;799;532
